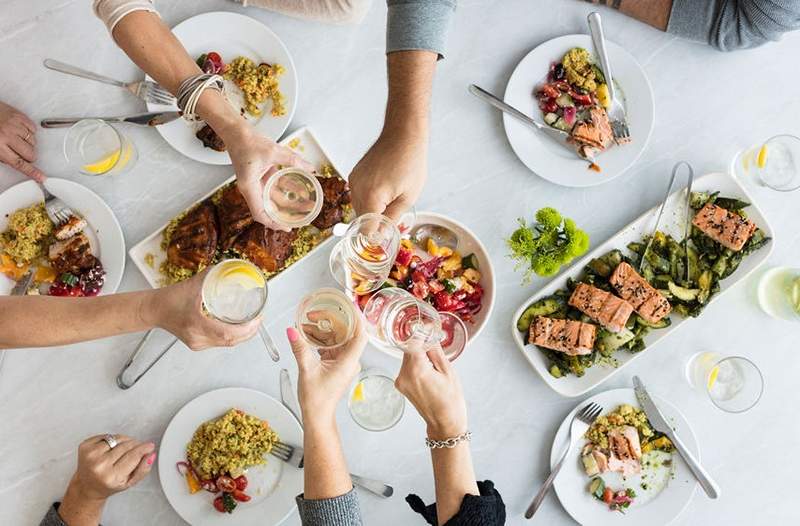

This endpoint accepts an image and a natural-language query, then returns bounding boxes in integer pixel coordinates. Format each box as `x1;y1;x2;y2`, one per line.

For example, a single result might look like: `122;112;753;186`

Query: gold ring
24;131;31;142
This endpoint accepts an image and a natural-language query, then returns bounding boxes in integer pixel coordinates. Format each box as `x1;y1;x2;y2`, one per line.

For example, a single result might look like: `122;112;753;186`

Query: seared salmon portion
568;282;634;333
692;202;757;252
606;426;642;477
570;107;615;157
609;262;671;324
530;316;596;356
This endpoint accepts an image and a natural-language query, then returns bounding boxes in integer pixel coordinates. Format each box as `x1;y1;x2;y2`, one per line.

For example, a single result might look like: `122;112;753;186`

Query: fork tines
271;441;293;461
611;120;631;145
139;81;176;106
577;402;603;424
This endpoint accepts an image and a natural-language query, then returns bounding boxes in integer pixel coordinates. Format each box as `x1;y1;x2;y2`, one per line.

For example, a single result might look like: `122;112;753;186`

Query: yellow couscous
0;203;53;263
186;408;279;480
585;404;654;450
224;57;286;117
562;47;600;93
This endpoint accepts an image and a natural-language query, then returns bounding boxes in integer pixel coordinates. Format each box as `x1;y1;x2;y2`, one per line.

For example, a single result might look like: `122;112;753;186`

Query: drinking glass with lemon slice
64;119;137;176
733;134;800;192
348;368;405;431
757;266;800;322
685;351;764;413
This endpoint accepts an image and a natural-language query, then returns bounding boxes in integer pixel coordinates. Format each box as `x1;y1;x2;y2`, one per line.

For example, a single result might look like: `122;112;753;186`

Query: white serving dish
511;172;775;397
128;127;341;289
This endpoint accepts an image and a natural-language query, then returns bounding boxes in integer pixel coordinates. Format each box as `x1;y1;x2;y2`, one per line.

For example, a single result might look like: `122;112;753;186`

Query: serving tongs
638;161;694;283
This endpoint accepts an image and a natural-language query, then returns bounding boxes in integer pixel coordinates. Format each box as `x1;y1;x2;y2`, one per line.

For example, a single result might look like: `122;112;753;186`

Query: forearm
302;416;352;499
584;0;672;31
55;479;106;526
429;444;479;525
0;292;152;349
382;51;437;137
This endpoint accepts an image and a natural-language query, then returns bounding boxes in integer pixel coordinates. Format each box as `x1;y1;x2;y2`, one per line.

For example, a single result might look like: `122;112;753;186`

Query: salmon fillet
609;262;671;324
692;202;757;252
530;316;595;356
607;426;642;477
569;282;634;333
570;107;614;153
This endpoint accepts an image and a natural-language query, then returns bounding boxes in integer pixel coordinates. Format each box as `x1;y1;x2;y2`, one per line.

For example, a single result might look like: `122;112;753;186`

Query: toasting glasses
116;259;279;389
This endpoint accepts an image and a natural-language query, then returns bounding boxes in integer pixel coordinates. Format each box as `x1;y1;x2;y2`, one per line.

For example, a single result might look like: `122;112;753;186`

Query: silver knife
41;111;181;128
468;84;594;163
278;368;395;498
632;376;720;499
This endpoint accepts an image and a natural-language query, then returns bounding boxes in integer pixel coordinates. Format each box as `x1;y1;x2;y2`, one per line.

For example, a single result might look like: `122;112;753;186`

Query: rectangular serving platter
128;126;344;289
510;171;775;398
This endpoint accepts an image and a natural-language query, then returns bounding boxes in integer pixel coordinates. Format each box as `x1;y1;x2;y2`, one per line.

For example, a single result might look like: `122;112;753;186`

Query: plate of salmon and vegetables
511;172;773;397
552;388;699;525
504;34;654;187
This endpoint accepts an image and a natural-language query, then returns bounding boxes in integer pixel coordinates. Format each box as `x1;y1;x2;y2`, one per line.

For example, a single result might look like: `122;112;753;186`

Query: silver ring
102;434;118;450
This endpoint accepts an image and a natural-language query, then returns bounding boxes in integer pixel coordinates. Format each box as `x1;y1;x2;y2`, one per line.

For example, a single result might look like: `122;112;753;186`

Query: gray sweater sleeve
668;0;800;51
296;487;363;525
386;0;457;57
39;504;67;526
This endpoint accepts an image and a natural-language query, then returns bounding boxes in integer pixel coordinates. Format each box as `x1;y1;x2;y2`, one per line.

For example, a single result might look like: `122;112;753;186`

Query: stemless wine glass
756;266;800;322
64;119;137;176
685;351;764;413
262;168;323;229
116;259;279;389
362;287;441;351
732;134;800;192
329;213;401;294
348;368;405;431
295;287;358;349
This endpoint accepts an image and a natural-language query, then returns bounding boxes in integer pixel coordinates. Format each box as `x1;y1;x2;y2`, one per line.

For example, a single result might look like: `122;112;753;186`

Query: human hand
395;344;468;440
0;101;44;182
143;270;261;350
223;125;315;229
286;315;368;424
348;129;427;220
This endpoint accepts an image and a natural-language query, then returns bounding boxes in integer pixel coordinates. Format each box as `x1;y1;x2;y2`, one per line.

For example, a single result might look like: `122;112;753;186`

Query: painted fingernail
146;453;157;465
286;327;300;343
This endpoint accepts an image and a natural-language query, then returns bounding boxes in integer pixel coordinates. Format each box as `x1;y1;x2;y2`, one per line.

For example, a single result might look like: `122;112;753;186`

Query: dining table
2;1;799;525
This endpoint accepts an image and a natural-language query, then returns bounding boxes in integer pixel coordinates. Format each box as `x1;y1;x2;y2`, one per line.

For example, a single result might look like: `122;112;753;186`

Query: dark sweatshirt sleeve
386;0;457;58
406;480;506;525
668;0;800;51
39;504;68;526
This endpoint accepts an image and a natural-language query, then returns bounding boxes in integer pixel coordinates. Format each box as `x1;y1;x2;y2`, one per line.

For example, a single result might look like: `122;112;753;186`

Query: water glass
756;266;800;322
63;119;137;176
685;351;764;413
733;134;800;191
348;368;405;431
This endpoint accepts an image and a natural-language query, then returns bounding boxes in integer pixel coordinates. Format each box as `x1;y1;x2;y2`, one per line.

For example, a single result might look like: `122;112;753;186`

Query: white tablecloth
1;1;799;525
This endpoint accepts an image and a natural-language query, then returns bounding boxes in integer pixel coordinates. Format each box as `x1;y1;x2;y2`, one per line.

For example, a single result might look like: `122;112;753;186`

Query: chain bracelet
425;431;472;449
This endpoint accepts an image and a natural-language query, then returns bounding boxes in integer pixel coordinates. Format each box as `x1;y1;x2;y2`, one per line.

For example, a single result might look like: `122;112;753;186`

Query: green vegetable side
507;207;590;281
516;193;770;378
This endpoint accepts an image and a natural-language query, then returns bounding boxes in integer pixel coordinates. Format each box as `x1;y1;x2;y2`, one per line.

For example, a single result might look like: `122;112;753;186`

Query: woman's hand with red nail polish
285;317;368;426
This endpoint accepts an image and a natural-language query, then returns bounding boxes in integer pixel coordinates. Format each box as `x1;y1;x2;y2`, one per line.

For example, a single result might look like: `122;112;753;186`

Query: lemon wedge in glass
219;263;265;290
352;381;365;402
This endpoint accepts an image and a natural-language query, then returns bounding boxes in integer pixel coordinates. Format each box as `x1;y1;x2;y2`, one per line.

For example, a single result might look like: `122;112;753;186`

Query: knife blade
11;270;34;296
632;376;720;499
468;84;594;164
277;369;395;498
40;111;181;128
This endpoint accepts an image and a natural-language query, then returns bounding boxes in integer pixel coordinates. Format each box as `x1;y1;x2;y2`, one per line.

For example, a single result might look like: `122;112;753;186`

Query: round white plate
0;178;125;295
504;35;654;187
146;11;298;165
159;387;303;526
551;388;698;526
365;211;496;359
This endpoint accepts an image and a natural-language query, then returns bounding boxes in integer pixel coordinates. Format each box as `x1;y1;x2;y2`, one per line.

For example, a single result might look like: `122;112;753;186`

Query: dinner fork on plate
43;59;176;106
587;12;630;144
525;402;603;519
41;182;76;226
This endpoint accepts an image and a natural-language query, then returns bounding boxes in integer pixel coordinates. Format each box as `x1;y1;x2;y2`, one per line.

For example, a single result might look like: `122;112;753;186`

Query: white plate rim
503;34;655;187
550;388;699;526
510;171;775;397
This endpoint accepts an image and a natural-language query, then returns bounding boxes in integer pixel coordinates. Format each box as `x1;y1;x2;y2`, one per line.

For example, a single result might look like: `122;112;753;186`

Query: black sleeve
406;480;506;525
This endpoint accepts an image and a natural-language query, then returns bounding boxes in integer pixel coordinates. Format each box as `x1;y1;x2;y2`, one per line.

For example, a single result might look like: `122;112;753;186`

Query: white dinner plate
503;34;654;187
511;172;774;397
159;387;303;526
146;11;298;165
552;388;698;526
0;178;125;295
363;211;496;360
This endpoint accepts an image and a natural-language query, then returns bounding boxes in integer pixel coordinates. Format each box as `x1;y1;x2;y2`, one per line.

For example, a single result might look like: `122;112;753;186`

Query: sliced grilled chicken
166;200;218;271
216;184;254;251
49;232;96;274
312;176;350;230
530;316;595;356
53;215;87;240
569;282;634;333
692;202;757;251
609;262;671;324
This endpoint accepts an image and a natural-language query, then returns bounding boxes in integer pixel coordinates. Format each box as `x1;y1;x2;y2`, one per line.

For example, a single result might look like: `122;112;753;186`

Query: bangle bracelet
425;431;471;449
176;73;224;122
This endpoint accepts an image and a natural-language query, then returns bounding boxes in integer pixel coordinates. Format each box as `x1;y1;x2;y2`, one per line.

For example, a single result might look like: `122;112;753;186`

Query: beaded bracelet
425;431;472;449
176;73;224;122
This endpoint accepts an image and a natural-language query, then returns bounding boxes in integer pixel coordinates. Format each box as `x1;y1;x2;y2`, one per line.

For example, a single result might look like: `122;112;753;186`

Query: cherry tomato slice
216;475;237;493
213;496;226;513
234;475;248;491
232;489;251;502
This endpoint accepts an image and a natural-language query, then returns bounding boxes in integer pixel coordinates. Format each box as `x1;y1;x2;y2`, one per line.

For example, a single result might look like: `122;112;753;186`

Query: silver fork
43;59;176;106
525;402;603;519
587;13;630;144
41;183;75;226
